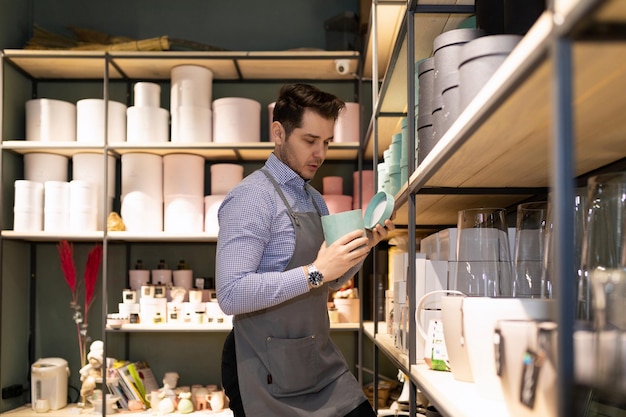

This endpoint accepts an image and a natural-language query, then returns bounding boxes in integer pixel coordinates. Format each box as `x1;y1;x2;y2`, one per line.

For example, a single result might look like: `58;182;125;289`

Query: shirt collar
265;152;309;188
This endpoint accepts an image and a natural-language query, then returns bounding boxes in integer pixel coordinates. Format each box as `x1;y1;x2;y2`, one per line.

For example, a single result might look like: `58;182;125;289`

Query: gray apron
233;169;366;416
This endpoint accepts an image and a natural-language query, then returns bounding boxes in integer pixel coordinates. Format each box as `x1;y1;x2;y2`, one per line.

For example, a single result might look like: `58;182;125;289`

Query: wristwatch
307;263;324;288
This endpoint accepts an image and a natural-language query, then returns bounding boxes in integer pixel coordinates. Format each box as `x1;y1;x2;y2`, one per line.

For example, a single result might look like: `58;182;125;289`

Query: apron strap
260;168;300;227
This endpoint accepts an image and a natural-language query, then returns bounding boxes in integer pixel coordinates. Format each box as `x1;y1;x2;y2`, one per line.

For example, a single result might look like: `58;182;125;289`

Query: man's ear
272;121;285;143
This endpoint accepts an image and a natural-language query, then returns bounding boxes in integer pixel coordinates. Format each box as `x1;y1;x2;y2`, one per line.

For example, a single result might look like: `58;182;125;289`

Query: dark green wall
0;1;391;411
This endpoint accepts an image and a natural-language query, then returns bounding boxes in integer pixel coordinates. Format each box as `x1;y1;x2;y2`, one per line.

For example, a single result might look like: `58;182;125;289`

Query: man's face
273;109;334;180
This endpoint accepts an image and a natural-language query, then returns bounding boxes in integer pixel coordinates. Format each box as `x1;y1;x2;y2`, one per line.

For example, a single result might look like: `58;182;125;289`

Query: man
216;83;394;416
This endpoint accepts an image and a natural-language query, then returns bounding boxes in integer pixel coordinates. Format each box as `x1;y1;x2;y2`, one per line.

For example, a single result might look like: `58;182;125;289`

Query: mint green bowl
363;191;394;229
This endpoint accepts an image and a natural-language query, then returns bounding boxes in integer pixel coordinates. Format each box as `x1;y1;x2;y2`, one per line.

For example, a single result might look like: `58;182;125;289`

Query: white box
419;232;439;259
389;249;410;283
438;228;457;261
415;257;448;310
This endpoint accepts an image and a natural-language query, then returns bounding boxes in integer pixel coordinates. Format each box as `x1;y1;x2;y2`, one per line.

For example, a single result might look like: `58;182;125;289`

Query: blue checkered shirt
216;153;358;316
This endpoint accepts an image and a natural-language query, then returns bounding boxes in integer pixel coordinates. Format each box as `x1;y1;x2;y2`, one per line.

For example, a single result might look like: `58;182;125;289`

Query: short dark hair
272;84;345;139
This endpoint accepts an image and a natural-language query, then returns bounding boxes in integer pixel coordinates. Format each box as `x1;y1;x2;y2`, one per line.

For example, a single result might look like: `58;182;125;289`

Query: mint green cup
321;209;365;246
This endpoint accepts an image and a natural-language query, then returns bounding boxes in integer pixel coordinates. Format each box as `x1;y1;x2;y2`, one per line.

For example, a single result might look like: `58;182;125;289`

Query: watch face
309;271;324;287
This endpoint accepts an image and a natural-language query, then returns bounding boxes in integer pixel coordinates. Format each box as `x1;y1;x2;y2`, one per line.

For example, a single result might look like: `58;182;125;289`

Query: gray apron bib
233;168;366;416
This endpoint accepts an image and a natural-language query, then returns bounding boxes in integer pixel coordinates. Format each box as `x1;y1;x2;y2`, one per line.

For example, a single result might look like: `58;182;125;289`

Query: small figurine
177;391;194;414
79;340;104;402
159;382;177;413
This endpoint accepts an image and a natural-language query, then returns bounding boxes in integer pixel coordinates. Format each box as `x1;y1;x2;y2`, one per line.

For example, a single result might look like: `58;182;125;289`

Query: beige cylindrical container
204;195;226;235
267;102;276;142
323;195;353;214
212;97;261;143
72;153;116;230
133;82;161;107
322;176;344;195
13;180;44;232
121;191;163;233
25;98;76;142
334;102;359;143
43;181;70;233
120;153;163;199
126;106;170;143
163;154;205;197
170;65;213;109
24;153;69;183
76;99;127;144
171;106;212;143
164;195;204;233
210;163;244;195
68;180;97;232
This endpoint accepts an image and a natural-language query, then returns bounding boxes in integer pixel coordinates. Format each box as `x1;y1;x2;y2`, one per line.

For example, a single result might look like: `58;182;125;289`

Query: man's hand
313;229;370;282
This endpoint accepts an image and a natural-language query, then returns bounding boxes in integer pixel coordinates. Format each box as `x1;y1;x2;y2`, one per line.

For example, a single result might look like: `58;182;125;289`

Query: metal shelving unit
0;49;364;415
366;0;626;416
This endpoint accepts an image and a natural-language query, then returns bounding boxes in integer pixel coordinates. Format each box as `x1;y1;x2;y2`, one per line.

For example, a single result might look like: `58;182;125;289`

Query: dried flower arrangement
57;240;103;368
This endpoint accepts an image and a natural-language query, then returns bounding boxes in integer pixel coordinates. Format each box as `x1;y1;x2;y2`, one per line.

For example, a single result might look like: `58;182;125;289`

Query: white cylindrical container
164;195;204;233
25;98;76;142
163;154;205;197
152;269;172;286
334;102;360;143
13;180;44;232
14;180;44;211
128;269;150;290
43;181;70;233
173;269;193;290
72;153;116;197
24;153;69;183
133;82;161;107
76;99;127;144
267;101;276;142
72;153;116;229
69;180;97;232
126;106;169;143
170;65;213;109
210;163;244;195
120;153;163;199
170;106;212;143
204;195;226;235
120;191;163;233
68;180;95;209
212;97;261;143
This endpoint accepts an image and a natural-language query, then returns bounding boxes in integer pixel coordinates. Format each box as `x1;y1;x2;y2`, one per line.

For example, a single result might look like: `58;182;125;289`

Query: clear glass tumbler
513;201;547;298
452;207;513;297
578;172;626;398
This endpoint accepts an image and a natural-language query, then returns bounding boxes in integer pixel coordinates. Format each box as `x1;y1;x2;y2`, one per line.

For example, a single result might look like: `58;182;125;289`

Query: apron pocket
266;335;319;397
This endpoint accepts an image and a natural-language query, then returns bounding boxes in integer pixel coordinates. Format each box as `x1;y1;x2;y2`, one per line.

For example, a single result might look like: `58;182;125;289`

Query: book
115;360;160;406
105;376;129;410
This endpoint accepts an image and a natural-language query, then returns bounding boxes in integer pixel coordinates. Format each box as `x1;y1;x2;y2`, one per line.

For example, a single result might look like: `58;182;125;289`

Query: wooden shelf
364;0;474;160
2;49;360;81
1;231;105;242
363;321;409;373
364;322;512;417
410;363;510;417
389;6;626;228
107;322;359;333
2;140;360;161
0;231;215;243
1;404;235;416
